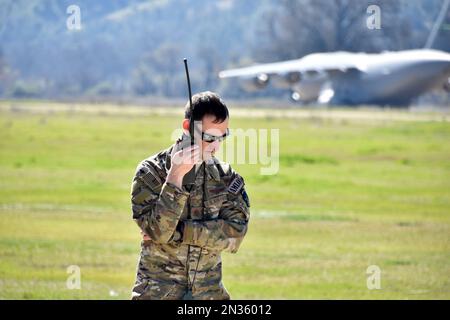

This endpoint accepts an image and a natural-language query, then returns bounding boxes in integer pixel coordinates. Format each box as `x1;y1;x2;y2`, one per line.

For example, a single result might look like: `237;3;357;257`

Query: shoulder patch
227;174;244;194
137;165;162;191
241;189;250;207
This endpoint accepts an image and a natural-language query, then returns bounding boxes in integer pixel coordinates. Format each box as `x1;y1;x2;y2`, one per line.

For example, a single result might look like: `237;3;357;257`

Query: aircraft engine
241;73;269;91
272;72;301;89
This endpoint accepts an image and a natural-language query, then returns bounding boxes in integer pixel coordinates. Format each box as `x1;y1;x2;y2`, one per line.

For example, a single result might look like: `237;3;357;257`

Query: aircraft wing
219;59;304;78
218;52;367;79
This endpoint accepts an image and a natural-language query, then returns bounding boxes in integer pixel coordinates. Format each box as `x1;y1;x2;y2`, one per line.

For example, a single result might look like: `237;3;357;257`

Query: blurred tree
197;45;222;89
132;64;157;96
0;47;17;95
0;0;446;100
132;42;191;97
252;0;443;62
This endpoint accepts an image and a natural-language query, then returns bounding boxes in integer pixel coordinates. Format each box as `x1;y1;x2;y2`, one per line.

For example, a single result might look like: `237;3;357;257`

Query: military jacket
130;142;250;300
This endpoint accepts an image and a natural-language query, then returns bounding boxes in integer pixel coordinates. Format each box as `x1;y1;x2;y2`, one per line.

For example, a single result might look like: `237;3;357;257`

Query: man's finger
184;145;199;153
178;146;199;158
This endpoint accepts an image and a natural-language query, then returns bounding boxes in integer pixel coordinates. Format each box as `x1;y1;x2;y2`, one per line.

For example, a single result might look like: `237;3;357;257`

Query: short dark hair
184;91;229;123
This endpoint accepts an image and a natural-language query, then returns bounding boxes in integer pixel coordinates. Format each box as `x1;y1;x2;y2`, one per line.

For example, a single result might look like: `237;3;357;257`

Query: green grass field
0;101;449;299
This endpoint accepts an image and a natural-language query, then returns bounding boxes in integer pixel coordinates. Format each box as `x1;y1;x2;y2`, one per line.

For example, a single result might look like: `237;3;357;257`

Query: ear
182;119;190;131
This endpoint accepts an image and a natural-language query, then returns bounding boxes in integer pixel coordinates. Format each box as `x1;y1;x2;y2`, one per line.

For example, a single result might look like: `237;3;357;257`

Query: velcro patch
138;166;162;190
228;175;244;194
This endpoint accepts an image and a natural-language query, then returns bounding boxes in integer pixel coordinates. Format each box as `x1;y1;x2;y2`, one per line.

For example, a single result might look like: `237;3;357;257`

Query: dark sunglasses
199;128;230;143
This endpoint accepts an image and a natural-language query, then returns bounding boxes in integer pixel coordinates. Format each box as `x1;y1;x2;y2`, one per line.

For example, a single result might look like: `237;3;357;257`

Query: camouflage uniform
130;142;250;300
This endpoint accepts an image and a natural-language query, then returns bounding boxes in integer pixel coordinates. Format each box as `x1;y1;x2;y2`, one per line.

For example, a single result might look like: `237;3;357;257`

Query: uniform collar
206;157;221;182
164;145;174;172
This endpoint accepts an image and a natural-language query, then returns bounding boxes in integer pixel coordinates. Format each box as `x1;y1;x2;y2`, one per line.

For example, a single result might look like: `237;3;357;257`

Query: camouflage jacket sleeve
131;161;189;244
181;172;250;253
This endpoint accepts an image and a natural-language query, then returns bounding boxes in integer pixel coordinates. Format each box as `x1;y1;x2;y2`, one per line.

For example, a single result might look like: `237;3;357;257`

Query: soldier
130;91;250;300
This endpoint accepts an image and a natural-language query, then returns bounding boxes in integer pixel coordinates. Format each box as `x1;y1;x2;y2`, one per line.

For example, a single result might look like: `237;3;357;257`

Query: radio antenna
183;58;195;146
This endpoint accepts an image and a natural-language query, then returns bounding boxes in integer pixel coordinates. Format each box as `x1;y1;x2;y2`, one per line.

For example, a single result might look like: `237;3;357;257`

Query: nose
208;140;220;152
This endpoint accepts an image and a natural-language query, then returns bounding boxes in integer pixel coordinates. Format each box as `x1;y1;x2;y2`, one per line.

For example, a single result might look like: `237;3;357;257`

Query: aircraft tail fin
424;0;450;49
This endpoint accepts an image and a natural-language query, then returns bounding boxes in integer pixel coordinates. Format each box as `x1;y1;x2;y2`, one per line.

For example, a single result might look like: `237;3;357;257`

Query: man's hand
166;145;200;189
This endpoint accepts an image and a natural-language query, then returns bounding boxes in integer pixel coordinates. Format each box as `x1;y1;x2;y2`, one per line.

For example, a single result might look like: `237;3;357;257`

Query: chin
203;153;213;160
